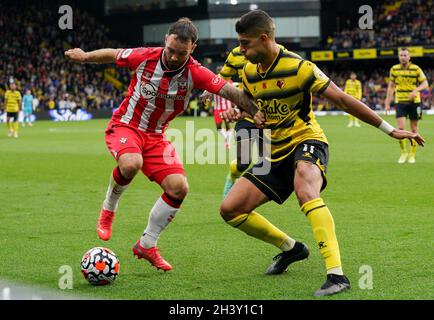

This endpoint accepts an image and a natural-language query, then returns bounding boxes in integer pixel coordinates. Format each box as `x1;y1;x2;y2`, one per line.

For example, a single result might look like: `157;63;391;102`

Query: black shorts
396;103;421;120
235;119;263;159
243;140;329;204
234;119;261;140
7;112;19;121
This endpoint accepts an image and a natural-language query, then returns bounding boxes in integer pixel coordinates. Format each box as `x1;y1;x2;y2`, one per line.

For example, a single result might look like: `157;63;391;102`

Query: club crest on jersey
177;77;188;91
120;137;127;144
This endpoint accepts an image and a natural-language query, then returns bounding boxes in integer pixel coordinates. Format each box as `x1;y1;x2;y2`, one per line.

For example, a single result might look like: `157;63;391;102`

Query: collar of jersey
400;62;412;70
256;48;283;79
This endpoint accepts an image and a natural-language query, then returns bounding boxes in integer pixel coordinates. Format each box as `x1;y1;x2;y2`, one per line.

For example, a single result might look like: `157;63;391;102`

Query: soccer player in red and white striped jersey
65;18;263;272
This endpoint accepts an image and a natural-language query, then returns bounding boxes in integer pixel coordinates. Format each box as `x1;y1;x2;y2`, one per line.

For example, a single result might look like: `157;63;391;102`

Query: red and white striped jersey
113;47;226;133
213;94;232;111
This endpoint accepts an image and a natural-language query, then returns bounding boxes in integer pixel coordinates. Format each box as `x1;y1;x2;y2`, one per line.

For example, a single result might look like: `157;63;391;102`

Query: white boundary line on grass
0;280;83;300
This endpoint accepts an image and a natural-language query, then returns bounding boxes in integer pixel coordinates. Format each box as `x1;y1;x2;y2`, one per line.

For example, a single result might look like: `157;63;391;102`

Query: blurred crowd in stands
0;0;432;118
326;0;433;49
0;0;128;113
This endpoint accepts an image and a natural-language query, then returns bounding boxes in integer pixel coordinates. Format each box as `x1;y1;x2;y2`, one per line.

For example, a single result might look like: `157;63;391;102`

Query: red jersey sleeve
116;48;149;70
190;63;227;94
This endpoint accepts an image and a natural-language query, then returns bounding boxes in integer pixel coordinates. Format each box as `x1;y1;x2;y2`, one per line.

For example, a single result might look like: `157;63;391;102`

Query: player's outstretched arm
322;81;425;146
65;48;121;64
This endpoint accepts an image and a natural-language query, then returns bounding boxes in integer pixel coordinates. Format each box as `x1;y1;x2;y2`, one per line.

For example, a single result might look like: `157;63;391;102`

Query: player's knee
294;164;321;205
219;201;239;221
119;163;141;179
294;188;316;206
165;180;189;201
294;181;321;205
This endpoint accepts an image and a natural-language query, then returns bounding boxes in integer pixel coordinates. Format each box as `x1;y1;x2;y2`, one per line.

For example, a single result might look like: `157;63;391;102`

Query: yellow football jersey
389;63;427;103
219;46;246;82
242;48;330;162
220;45;285;123
5;90;22;112
344;79;362;100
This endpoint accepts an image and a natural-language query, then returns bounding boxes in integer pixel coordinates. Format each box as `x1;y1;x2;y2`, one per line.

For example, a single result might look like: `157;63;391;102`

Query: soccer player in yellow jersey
4;83;22;138
385;47;429;164
220;10;424;297
344;72;362;127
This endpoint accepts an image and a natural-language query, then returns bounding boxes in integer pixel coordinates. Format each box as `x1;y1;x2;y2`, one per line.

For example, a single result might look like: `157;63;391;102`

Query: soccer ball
81;247;120;285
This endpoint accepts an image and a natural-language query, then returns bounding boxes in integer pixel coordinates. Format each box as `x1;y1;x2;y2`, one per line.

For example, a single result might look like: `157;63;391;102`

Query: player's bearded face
238;34;264;64
164;34;196;70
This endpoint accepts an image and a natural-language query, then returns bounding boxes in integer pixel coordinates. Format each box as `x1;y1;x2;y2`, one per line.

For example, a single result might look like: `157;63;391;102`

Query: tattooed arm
217;82;258;116
217;82;264;127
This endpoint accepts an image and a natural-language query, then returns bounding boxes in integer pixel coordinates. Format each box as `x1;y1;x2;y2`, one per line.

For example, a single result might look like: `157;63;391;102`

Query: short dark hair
168;17;198;44
235;9;275;38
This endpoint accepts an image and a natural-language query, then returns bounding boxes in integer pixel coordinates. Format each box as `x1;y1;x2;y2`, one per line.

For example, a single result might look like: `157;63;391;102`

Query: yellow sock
409;139;417;157
7;121;12;131
229;159;242;182
227;211;291;249
399;139;407;154
13;122;19;133
348;115;354;122
301;198;342;272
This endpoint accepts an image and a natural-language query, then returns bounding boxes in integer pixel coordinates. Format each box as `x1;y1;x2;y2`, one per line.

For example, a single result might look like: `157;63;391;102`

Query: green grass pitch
0;115;433;300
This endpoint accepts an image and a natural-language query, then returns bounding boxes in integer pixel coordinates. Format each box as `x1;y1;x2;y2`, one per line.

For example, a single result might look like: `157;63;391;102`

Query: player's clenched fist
220;108;241;122
253;110;265;129
65;48;87;63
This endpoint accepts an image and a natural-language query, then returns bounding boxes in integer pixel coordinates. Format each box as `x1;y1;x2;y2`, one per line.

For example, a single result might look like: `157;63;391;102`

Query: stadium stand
0;0;127;112
1;0;432;115
326;0;433;49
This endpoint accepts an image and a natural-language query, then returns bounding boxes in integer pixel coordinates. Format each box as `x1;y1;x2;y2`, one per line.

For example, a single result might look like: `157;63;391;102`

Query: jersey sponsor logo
395;77;417;85
140;80;185;100
120;137;127;144
277;80;285;89
258;98;290;120
141;81;159;99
